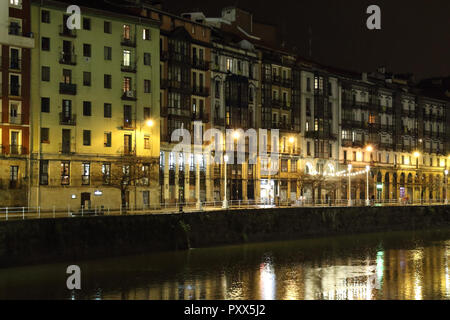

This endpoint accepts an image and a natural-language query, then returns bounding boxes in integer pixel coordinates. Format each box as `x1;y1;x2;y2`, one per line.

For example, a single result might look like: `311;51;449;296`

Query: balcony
59;113;76;126
9;85;21;97
59;25;77;37
9;114;23;125
122;90;137;101
282;78;293;88
192;59;210;71
192;112;209;122
121;36;136;47
123;118;135;129
9;145;23;155
121;61;137;73
9;59;21;71
59;143;76;154
160;79;192;94
59;83;77;95
380;124;394;132
59;53;77;65
379;142;394;150
7;25;35;48
192;86;210;97
342;139;364;148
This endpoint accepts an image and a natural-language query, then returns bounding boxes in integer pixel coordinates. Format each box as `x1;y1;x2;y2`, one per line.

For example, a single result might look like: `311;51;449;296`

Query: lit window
123;50;131;66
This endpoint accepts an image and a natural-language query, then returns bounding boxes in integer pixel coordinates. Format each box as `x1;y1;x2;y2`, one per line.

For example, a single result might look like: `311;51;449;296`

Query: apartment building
29;0;160;211
0;0;35;207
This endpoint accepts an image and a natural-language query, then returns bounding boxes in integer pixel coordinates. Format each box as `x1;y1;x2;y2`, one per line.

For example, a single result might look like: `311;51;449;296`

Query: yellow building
29;0;160;211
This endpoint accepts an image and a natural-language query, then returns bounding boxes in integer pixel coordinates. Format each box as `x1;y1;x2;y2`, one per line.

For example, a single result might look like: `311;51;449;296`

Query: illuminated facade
29;0;160;210
0;0;35;207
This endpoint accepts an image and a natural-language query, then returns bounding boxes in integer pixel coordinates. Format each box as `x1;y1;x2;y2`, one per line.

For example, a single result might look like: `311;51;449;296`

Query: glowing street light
146;119;154;127
223;154;229;209
414;151;420;169
289;136;295;144
366;145;373;153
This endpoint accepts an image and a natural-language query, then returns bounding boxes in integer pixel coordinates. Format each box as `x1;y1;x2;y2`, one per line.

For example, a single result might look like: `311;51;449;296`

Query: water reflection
0;229;449;300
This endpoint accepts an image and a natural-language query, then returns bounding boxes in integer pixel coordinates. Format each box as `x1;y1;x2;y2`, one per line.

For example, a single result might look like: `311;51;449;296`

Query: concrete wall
0;205;449;267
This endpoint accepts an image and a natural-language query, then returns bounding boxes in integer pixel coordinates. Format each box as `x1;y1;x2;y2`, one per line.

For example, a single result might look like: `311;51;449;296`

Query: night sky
164;0;450;80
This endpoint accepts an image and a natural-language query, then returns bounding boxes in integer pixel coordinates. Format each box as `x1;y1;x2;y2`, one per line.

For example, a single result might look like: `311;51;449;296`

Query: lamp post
196;154;202;210
365;165;370;206
348;164;352;206
223;154;229;209
445;169;448;205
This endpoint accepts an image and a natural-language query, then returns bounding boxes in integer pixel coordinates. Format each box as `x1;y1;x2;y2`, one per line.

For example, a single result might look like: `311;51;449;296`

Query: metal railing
1;199;449;222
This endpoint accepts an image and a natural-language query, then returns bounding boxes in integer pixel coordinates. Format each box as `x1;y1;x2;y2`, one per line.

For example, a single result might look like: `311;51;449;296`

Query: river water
0;228;449;300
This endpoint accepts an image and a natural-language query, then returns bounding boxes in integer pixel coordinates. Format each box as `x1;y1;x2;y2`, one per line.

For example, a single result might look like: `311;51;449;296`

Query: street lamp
223;154;229;209
146;119;154;127
365;165;370;206
196;154;202;211
445;169;448;205
366;145;373;153
348;164;352;206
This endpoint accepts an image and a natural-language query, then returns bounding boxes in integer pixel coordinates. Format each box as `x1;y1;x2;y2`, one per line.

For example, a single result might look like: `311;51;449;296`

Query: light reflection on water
0;228;449;300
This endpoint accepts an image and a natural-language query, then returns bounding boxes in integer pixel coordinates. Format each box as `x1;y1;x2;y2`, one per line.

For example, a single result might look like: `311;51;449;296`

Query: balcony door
62;100;72;122
10;48;19;69
124;134;132;154
10;131;20;154
62;40;72;59
62;129;71;153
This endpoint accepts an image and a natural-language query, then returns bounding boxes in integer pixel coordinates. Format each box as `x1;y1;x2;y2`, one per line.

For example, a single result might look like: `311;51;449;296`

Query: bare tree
94;155;159;210
297;170;327;203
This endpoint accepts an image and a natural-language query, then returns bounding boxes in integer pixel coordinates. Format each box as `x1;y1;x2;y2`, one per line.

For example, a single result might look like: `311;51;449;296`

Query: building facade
29;0;160;211
0;0;35;207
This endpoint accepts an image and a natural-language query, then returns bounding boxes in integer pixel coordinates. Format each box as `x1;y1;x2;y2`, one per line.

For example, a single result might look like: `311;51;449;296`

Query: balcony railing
59;113;76;125
192;112;209;122
9;85;20;96
160;50;169;61
192;86;210;97
59;83;77;95
59;53;77;65
9;145;23;155
59;143;76;154
192;59;210;70
59;25;77;37
160;79;192;93
122;90;137;101
121;36;136;47
9;114;22;125
9;59;21;70
121;61;137;73
123;118;135;129
8;25;33;38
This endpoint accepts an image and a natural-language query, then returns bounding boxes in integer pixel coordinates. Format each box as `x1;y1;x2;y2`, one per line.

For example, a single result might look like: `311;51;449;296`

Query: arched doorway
407;173;413;202
376;172;382;200
392;173;398;199
399;173;406;199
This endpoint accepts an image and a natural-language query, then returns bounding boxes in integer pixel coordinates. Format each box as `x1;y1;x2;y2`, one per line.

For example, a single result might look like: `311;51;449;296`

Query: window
41;128;49;143
83;44;91;57
41;10;50;23
144;80;151;93
104;21;111;33
83;18;91;30
104;74;111;88
41;97;50;113
104;103;112;118
9;0;21;7
104;46;112;60
144;107;151;120
123;50;131;66
123;24;131;40
83;130;91;146
123;77;131;92
226;58;233;72
343;150;347;161
102;163;111;184
307;142;311;156
104;132;111;147
306;78;311;92
144;137;150;149
143;28;151;40
82;163;90;185
281;159;288;172
42;66;50;81
62;69;71;83
39;160;49;185
144;52;151;65
61;161;70;185
83;72;91;86
83;101;92;116
10;166;19;189
42;37;50;51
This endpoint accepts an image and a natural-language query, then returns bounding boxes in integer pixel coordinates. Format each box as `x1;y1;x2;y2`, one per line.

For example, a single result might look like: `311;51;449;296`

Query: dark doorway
81;192;90;209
